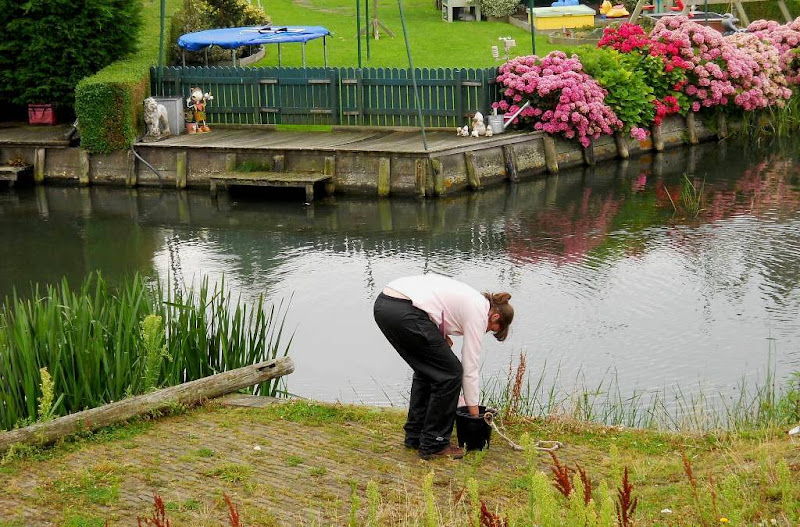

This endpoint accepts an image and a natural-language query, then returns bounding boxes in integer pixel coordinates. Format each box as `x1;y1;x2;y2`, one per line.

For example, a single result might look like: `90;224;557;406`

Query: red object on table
27;104;57;125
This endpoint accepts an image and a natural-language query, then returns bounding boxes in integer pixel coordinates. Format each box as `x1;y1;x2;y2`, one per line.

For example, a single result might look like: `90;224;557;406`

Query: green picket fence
151;66;499;128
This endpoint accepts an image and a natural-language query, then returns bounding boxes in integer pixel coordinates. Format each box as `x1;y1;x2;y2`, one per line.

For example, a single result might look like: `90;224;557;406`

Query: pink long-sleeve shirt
386;274;490;407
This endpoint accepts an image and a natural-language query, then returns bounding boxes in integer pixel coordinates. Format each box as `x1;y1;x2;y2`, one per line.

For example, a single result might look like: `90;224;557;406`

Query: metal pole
528;0;536;56
324;36;328;67
278;43;282;67
356;0;363;68
157;0;165;95
302;42;307;68
397;0;428;151
365;0;371;60
704;0;708;24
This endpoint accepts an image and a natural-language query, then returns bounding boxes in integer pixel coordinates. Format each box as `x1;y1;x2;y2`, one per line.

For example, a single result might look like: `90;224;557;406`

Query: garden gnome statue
186;87;213;133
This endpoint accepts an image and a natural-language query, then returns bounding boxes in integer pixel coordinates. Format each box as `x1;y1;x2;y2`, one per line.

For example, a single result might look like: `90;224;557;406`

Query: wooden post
582;140;596;166
629;0;647;23
324;156;336;196
777;0;792;22
542;135;559;174
176;151;187;189
78;149;90;186
225;153;237;172
431;158;445;196
734;0;749;26
126;150;138;187
686;112;699;145
273;154;285;173
414;158;426;197
0;357;294;453
34;148;45;183
614;132;629;159
377;157;391;197
305;184;314;202
465;151;480;189
652;123;665;152
502;145;518;182
717;112;728;140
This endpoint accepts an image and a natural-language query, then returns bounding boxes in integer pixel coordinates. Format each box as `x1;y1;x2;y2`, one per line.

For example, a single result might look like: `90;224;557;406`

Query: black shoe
404;439;420;450
419;444;465;460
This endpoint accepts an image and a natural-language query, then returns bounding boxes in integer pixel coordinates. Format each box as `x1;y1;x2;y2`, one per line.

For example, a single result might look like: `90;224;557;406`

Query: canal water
1;138;799;420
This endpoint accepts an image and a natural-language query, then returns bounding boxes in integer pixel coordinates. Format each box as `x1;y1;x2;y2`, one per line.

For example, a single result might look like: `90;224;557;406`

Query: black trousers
373;293;462;455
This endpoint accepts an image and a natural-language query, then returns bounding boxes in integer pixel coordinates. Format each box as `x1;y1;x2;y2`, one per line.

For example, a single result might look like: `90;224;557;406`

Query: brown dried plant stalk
480;500;508;527
576;463;593;505
549;451;574;499
504;352;527;420
137;493;171;527
681;448;702;513
615;467;638;527
224;493;243;527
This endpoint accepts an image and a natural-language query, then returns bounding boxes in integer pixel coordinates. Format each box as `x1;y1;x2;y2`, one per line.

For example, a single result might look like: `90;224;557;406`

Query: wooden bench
0;165;32;188
209;171;333;202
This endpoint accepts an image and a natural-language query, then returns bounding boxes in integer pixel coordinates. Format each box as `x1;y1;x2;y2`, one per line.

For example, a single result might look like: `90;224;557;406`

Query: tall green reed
0;272;292;430
482;348;799;433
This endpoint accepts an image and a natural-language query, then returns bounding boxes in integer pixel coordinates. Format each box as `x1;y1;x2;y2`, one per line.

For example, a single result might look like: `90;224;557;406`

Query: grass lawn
1;400;797;526
249;0;577;68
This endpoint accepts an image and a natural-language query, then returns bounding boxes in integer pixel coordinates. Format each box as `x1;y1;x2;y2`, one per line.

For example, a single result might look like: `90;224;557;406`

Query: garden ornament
142;97;170;141
471;111;487;137
721;13;747;35
187;87;213;133
551;0;578;6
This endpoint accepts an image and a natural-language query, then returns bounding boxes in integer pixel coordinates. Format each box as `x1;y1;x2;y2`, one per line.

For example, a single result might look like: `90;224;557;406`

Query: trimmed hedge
76;0;182;154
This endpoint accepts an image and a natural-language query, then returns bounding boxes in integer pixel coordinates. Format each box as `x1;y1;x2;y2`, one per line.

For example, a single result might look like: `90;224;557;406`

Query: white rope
484;411;563;452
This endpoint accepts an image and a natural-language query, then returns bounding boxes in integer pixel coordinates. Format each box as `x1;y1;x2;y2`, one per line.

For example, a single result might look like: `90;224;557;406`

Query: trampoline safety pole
365;0;371;60
397;0;428;151
324;36;328;67
278;43;282;67
529;0;536;56
302;42;307;67
356;0;363;68
157;0;165;96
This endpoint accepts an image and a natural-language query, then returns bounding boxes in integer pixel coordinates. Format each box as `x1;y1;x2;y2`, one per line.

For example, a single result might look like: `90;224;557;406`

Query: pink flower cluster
651;16;792;111
599;23;691;122
748;17;800;84
494;52;622;147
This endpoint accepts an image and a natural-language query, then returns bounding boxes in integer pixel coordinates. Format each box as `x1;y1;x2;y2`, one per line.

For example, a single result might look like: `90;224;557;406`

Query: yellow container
528;5;596;30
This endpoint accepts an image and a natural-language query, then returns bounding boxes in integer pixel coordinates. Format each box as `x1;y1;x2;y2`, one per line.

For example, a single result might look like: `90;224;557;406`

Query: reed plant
0;272;292;430
482;348;800;433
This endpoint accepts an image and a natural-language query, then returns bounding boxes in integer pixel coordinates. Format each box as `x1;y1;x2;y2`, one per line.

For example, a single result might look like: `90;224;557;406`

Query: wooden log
686;112;699;145
126;150;138;187
377;157;390;197
465;151;480;189
0;356;294;453
542;135;559;174
430;158;445;196
502;144;518;182
78;149;91;186
176;151;187;189
414;158;426;197
614;132;629;160
324;156;336;196
34;148;45;183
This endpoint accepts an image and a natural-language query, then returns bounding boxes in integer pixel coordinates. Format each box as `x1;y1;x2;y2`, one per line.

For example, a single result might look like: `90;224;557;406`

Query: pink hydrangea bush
650;16;791;112
494;52;622;147
748;17;800;85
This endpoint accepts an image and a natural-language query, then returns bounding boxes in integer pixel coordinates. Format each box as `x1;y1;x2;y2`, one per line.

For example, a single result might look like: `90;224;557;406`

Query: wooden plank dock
209;170;332;201
0;165;32;187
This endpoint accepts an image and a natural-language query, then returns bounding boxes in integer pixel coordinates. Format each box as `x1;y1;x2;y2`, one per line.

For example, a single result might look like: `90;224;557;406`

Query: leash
484;410;562;452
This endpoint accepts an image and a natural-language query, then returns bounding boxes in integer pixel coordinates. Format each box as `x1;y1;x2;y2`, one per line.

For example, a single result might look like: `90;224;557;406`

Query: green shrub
480;0;521;18
75;0;182;153
0;0;142;112
575;46;655;132
169;0;269;66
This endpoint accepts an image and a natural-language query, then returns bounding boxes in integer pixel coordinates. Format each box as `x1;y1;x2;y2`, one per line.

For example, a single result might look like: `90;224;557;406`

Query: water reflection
1;138;798;409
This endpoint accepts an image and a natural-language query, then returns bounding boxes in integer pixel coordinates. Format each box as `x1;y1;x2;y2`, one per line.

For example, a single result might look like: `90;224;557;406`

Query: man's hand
446;336;453;348
467;405;479;417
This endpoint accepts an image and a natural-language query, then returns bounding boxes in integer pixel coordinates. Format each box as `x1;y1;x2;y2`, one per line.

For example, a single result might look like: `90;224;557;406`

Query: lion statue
143;97;170;141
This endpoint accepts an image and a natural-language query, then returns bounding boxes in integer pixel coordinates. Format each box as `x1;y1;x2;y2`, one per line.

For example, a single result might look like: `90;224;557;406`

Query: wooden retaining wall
0;113;731;198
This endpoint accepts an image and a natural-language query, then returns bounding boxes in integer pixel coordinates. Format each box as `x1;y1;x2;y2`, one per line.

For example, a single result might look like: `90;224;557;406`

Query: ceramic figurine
471;111;487;137
142;97;170;141
186;87;213;133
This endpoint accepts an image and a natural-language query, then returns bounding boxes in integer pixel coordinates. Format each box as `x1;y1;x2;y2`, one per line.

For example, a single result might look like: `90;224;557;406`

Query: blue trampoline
178;26;332;67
